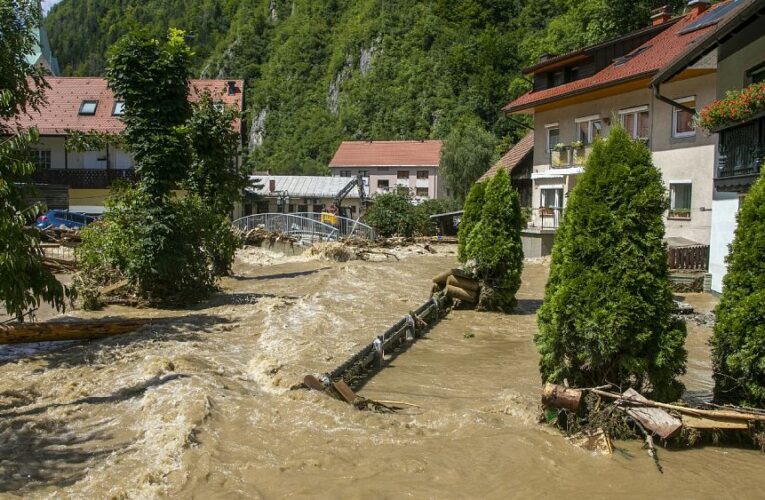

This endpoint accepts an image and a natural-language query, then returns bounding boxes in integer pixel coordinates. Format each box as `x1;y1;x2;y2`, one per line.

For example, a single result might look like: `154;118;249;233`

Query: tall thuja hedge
457;181;486;262
464;169;524;312
711;170;765;406
535;127;687;401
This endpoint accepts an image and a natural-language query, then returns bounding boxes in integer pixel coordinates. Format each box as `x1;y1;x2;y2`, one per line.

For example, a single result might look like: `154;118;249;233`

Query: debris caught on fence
297;289;452;410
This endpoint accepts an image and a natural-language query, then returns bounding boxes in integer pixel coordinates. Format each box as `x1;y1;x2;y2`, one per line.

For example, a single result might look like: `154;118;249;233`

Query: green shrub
457;182;486;261
711;169;765;406
77;186;236;306
463;169;524;312
535;127;687;402
414;198;461;236
364;193;427;238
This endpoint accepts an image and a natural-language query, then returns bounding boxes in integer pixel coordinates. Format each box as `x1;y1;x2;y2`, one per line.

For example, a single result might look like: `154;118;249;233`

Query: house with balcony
652;0;765;292
12;77;244;214
503;0;749;257
329;140;445;201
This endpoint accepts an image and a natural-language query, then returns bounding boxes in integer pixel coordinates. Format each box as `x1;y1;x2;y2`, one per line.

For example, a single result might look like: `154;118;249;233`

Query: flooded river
0;245;762;498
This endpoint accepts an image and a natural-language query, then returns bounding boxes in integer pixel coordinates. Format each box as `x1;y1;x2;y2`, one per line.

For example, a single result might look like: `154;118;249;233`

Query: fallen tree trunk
542;383;583;411
0;318;152;344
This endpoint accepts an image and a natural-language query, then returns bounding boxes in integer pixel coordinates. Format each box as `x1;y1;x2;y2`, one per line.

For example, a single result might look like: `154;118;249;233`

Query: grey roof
246;175;363;199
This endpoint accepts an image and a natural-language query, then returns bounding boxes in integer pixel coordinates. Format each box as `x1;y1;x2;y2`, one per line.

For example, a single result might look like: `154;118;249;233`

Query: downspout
652;81;696;114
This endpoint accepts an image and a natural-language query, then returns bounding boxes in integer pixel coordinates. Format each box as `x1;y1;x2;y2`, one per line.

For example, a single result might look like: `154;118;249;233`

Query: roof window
79;100;98;115
614;46;651;67
112;101;125;116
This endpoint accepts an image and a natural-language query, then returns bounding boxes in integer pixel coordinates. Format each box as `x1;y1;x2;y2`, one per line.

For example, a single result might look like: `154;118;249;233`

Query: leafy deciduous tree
440;120;497;202
0;0;66;319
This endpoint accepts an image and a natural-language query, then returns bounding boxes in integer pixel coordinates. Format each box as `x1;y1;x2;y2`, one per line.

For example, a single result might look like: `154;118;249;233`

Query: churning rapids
0;245;762;498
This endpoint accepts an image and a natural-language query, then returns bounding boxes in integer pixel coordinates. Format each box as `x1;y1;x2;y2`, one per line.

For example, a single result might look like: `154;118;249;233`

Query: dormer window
79;100;98;115
112;101;125;116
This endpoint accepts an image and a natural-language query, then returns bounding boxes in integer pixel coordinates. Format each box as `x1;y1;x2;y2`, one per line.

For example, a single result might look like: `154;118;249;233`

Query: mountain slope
45;0;685;174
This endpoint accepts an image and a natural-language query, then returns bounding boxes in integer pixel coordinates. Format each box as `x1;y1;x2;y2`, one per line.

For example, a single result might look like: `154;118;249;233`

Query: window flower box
697;82;765;133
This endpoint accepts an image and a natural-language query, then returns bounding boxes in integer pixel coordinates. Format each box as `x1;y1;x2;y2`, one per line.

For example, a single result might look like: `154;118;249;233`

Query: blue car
36;210;96;230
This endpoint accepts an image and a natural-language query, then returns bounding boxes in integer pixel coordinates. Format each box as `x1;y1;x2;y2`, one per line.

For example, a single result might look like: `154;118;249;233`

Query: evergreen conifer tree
711;170;765;406
535;127;687;401
464;169;524;312
457;181;486;262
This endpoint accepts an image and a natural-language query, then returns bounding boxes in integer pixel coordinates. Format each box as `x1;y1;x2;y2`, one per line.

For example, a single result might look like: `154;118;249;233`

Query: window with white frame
546;123;560;152
619;106;650;140
30;149;51;169
672;96;696;138
575;115;602;144
669;182;692;219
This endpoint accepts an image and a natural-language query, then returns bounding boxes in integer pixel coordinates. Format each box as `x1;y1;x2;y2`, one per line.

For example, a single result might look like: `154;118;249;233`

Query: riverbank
0;249;762;498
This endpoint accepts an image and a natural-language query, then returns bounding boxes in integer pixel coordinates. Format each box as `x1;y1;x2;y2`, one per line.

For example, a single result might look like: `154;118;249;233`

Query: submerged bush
77;186;237;306
535;127;687;402
711;169;765;406
463;169;524;312
457;181;486;262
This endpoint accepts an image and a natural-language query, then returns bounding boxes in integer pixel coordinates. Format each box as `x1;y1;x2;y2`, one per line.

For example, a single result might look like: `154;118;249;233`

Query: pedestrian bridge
232;212;376;244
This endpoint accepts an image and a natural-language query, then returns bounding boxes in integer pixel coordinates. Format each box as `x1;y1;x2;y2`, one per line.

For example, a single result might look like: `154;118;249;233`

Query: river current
0;245;762;498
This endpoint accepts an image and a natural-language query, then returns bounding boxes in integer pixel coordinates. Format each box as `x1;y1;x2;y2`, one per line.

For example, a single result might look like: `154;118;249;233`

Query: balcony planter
698;82;765;133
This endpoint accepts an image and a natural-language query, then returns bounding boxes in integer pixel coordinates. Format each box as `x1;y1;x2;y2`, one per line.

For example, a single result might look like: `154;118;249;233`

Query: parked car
35;210;96;230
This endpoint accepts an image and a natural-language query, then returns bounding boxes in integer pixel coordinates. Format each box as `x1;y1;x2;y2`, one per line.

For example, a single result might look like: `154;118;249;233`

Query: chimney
269;179;276;192
688;0;710;17
650;5;672;26
227;80;237;96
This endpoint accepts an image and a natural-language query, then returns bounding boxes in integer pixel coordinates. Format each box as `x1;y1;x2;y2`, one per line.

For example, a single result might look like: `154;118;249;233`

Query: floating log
590;388;765;422
0;318;152;344
447;274;480;292
446;284;476;303
432;270;452;286
620;388;682;439
542;383;583;411
99;279;129;296
681;415;750;430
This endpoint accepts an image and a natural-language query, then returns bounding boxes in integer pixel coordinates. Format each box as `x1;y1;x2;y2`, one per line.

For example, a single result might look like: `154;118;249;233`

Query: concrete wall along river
0;245;762;498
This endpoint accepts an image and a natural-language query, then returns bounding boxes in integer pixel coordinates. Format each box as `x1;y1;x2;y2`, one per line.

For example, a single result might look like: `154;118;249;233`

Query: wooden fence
667;245;710;271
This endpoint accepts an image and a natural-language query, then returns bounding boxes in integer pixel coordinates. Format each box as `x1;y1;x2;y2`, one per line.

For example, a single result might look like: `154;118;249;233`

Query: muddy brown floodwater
0;245;762;498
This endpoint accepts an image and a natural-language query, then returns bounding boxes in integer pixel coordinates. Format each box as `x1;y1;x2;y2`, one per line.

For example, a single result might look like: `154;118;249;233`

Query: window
669;183;692;219
416;187;429;197
575;115;602;144
619;106;650;140
417;170;429;179
747;62;765;84
397;170;410;179
377;179;389;191
672;96;696;138
30;149;51;169
313;204;324;213
339;170;352;177
112;101;125;116
79;100;98;115
358;170;369;178
546;124;560;152
297;204;308;213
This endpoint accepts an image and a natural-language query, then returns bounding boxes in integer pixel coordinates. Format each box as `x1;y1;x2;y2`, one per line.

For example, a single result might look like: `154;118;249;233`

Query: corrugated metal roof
246;176;363;199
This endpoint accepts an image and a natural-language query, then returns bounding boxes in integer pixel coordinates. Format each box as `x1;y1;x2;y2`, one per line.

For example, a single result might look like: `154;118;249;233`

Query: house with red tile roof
479;131;534;206
329;140;446;200
503;0;750;255
13;77;244;213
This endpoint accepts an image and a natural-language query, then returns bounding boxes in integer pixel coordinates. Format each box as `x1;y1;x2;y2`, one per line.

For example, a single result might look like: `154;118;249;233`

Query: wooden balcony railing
31;169;137;189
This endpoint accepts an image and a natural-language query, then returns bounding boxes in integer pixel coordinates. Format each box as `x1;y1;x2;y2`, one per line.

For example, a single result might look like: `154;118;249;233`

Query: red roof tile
329;140;443;167
479;132;534;182
504;1;742;113
10;77;244;135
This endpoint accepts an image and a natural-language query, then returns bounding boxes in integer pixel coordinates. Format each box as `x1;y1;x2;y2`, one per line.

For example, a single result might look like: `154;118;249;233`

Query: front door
540;188;563;228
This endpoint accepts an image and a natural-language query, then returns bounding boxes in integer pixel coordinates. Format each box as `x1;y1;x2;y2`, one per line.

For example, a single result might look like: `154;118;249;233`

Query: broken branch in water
633;418;663;474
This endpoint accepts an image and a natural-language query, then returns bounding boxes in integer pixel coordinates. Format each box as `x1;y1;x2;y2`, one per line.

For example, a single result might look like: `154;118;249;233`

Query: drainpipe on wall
651;81;696;114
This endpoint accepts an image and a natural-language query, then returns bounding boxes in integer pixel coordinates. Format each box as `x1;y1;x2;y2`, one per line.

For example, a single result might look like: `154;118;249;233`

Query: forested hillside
45;0;687;174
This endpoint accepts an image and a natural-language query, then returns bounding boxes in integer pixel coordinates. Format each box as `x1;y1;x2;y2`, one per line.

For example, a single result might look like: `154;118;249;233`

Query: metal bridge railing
232;212;376;243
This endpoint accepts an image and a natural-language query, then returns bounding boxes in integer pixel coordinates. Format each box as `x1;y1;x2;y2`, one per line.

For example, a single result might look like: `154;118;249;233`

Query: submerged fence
232;212;376;243
667;244;710;271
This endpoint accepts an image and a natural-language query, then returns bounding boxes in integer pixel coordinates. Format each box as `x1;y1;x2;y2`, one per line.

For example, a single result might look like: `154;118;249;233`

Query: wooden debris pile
542;383;765;469
239;227;299;247
42;256;77;273
39;227;82;247
432;268;481;308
